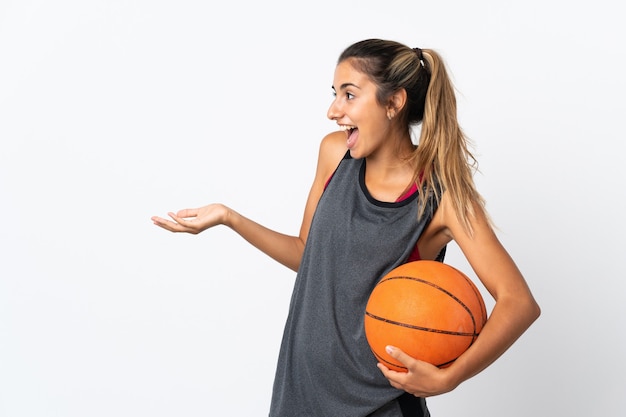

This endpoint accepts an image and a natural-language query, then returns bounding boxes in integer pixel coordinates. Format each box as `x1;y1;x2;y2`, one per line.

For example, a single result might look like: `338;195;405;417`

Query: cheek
363;113;389;135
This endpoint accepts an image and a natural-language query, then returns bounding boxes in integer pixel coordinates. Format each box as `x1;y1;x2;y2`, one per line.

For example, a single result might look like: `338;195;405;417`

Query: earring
387;111;395;120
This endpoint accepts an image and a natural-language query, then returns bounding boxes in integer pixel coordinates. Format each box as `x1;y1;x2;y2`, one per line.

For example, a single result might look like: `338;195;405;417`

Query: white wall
1;1;624;416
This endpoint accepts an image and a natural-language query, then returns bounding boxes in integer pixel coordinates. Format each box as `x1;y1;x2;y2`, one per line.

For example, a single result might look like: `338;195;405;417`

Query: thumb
385;345;413;368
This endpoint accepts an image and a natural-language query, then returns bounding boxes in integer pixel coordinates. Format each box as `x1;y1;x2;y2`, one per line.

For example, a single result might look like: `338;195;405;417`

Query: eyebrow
332;82;361;91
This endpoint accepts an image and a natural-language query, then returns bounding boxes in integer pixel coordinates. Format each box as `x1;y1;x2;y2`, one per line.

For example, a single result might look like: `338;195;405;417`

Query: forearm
224;207;305;272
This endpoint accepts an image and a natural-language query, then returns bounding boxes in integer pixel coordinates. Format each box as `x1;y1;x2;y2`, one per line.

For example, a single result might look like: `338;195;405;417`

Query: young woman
151;38;540;417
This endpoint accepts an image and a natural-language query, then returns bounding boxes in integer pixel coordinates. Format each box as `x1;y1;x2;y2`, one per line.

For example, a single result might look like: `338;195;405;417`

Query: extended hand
151;203;229;234
377;345;456;398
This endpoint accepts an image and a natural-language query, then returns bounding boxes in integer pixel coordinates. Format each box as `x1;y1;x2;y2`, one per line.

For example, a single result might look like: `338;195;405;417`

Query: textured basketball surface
364;260;487;371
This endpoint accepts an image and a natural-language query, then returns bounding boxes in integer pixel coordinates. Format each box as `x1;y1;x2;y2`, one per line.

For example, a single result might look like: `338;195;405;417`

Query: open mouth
339;125;357;133
339;125;358;148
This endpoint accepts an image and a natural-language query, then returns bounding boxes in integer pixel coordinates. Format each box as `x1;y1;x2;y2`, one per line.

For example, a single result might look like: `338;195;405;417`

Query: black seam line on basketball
365;311;479;337
380;275;479;333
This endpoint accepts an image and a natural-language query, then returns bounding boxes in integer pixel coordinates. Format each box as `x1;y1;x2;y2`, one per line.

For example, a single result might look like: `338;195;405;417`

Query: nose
327;98;341;121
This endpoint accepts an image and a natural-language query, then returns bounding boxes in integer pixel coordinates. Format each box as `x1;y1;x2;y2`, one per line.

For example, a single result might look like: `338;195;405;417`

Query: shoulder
315;131;349;181
298;131;349;243
319;131;348;159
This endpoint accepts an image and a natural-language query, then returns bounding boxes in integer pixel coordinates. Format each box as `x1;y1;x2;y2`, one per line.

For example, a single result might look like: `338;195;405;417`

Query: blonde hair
338;39;486;233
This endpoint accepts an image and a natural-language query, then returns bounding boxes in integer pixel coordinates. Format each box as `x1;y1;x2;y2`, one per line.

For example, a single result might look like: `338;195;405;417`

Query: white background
1;1;624;416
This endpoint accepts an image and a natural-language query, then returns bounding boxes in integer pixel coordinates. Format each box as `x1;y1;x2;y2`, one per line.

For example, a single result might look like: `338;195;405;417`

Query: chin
348;148;364;159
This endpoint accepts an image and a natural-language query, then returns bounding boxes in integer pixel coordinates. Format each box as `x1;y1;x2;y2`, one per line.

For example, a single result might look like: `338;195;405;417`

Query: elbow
522;294;541;327
531;298;541;322
497;291;541;328
288;260;301;273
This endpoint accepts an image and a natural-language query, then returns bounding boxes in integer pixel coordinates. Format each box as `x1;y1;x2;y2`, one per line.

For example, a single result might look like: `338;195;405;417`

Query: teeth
339;125;356;131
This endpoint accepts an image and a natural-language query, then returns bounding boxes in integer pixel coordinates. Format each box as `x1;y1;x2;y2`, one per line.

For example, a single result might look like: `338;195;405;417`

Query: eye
331;89;355;100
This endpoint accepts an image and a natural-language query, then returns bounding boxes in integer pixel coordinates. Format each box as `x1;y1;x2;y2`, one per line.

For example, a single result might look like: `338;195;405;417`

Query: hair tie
413;47;425;67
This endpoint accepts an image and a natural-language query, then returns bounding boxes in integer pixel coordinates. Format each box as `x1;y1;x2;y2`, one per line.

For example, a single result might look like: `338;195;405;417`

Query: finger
169;211;201;226
376;363;405;390
168;213;199;230
386;345;436;375
166;213;208;235
151;216;176;227
152;218;183;232
385;345;413;368
174;208;198;219
376;362;395;379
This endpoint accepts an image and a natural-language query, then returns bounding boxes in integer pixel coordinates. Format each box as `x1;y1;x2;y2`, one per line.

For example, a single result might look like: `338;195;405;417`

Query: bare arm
379;191;541;396
151;131;348;272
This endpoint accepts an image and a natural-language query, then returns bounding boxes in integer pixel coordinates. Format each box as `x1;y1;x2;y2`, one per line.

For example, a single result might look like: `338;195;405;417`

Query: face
327;60;392;159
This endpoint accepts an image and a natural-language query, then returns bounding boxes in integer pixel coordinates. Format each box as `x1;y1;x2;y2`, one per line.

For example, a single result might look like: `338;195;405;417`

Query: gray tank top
269;153;442;417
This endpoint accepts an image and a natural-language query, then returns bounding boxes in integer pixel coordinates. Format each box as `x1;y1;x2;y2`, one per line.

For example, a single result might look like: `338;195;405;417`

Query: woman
151;38;540;417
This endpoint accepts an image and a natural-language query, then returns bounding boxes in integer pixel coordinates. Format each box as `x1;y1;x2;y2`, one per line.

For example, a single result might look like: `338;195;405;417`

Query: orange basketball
364;260;487;372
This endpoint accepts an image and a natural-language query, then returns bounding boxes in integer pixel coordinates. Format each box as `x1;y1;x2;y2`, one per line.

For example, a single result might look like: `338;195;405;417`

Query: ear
386;89;408;119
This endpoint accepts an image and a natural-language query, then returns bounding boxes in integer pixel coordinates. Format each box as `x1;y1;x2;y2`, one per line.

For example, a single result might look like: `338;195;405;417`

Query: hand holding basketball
376;345;455;398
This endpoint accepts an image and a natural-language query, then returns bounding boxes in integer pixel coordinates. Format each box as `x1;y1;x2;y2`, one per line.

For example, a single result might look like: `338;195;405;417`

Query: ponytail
412;49;486;233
